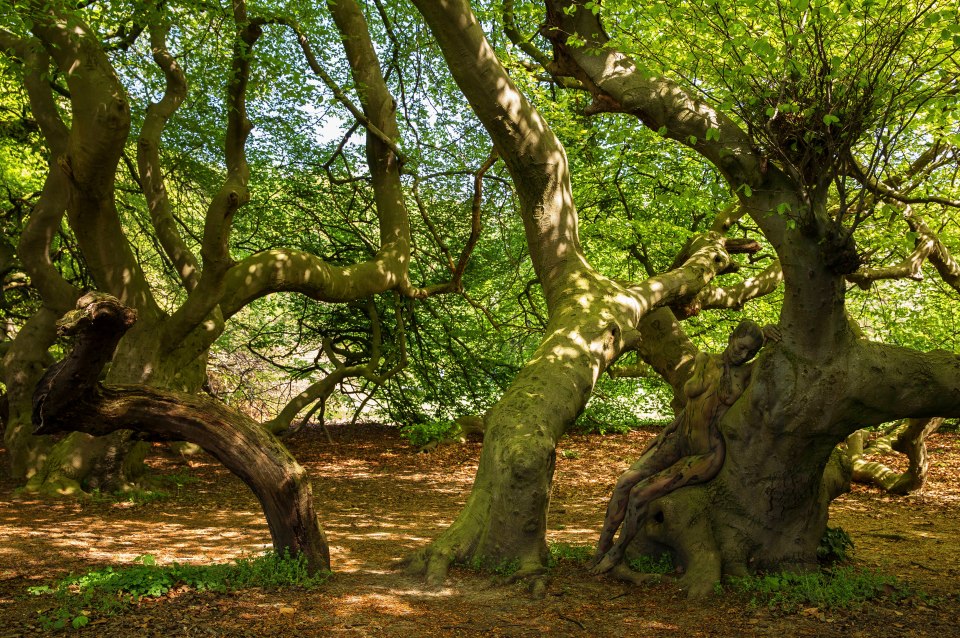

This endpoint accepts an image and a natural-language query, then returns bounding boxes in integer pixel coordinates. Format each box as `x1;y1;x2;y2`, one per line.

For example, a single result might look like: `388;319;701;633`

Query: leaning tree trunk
33;293;330;574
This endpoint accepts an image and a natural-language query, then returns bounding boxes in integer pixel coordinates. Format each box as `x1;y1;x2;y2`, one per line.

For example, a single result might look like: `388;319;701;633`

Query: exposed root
589;551;622;576
504;565;551;599
609;563;663;586
403;545;456;586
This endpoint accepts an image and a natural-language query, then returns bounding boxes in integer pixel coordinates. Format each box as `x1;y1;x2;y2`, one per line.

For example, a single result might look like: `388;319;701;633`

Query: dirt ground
0;423;958;637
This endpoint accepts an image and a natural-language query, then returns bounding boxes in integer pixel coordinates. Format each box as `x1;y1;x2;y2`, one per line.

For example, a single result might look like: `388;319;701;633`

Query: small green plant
458;555;521;577
28;551;328;630
818;526;854;564
158;470;201;489
627;553;674;574
726;566;906;611
559;449;580;459
400;418;456;447
547;542;593;566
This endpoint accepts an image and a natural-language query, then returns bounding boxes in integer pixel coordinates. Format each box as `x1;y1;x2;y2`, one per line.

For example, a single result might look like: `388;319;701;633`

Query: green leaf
688;135;698;145
705;128;720;142
822;114;840;126
72;615;90;629
742;184;753;198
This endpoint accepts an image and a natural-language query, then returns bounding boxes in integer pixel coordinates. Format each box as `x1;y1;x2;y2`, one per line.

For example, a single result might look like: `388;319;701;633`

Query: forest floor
1;422;959;637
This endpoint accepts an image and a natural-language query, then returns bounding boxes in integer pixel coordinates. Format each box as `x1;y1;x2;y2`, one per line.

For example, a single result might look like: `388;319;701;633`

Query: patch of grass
548;542;593;566
627;553;674;574
559;449;580;460
725;566;907;611
28;551;328;630
157;470;201;489
457;555;522;577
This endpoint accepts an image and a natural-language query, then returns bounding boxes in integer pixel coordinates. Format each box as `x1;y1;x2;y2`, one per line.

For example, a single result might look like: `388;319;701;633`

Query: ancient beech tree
404;0;960;595
0;0;450;494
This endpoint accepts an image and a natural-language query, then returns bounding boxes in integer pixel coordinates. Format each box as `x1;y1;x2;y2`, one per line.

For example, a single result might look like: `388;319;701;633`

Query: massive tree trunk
33;293;330;574
538;0;960;595
406;0;740;585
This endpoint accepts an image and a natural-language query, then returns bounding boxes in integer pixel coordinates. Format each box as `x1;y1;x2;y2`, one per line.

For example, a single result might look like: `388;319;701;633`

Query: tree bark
33;293;330;574
848;417;944;494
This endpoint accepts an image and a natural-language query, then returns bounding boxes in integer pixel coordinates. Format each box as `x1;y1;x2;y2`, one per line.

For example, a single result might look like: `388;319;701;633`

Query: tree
33;292;329;574
2;0;958;596
404;0;960;595
0;0;454;493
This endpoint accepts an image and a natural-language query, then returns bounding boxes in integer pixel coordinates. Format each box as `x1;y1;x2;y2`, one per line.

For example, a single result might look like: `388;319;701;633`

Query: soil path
1;423;958;636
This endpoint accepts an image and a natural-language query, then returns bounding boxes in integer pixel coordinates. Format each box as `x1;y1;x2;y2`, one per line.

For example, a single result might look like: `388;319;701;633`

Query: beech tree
2;0;959;593
403;0;960;595
0;0;452;493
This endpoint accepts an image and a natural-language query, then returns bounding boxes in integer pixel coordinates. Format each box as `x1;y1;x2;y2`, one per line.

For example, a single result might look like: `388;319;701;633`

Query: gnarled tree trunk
33;293;330;574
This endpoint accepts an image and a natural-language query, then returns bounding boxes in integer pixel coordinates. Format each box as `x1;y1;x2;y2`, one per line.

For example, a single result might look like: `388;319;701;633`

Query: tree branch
137;5;200;292
33;293;330;574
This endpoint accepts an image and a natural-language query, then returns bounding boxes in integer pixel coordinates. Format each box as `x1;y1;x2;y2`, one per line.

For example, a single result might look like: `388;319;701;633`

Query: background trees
0;0;958;593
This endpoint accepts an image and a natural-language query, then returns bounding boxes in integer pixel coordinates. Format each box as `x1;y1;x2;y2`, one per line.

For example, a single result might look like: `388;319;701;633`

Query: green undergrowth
83;471;203;506
457;555;522;577
818;526;855;564
724;566;911;611
627;553;675;574
400;419;457;447
548;542;593;565
546;543;675;577
27;551;328;631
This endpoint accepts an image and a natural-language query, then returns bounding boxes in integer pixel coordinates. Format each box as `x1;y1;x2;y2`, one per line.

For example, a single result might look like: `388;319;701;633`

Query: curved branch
542;0;764;192
161;3;258;347
411;0;585;300
33;293;330;574
848;207;960;293
848;153;960;209
138;6;200;292
678;260;783;317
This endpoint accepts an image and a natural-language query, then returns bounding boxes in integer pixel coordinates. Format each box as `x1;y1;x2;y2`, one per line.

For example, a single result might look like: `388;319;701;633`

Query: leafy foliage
547;542;594;565
627;553;675;575
27;551;327;630
818;526;855;564
726;567;907;611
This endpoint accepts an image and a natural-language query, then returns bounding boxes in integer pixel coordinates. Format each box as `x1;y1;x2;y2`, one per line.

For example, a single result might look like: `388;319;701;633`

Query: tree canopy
1;0;959;595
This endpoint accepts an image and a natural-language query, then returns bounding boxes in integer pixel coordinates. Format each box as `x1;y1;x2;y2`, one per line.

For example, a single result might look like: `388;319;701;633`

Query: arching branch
33;293;330;574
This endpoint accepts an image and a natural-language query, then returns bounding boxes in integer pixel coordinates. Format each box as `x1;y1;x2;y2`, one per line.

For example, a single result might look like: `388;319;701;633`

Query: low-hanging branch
264;298;407;435
32;293;330;574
